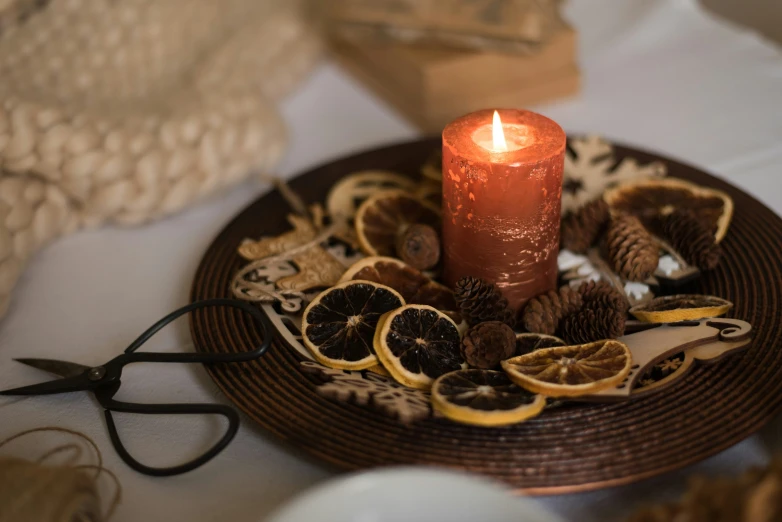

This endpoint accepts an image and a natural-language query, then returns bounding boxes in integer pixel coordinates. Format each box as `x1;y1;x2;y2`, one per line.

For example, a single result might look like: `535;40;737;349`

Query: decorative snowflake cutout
638;378;657;388
559;250;602;287
624;281;653;304
657;255;681;276
300;361;435;424
656;357;683;374
558;248;657;307
563;135;667;213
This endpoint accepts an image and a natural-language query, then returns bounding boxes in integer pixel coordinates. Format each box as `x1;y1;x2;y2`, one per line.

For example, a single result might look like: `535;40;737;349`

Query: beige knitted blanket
0;0;322;317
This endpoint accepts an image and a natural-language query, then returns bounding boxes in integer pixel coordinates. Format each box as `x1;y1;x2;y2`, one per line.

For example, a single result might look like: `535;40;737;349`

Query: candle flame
492;110;508;152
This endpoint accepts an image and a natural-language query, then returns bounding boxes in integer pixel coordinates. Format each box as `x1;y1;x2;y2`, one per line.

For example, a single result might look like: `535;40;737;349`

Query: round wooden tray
189;138;782;494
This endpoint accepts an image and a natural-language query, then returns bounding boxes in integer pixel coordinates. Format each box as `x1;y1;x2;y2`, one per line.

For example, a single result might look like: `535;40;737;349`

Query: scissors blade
0;374;91;396
13;358;90;378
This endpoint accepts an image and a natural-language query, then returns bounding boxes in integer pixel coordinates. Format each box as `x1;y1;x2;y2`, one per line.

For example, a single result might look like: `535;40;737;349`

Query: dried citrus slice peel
302;280;405;370
431;370;546;427
374;304;464;390
354;190;440;257
603;177;733;242
326;171;417;222
340;256;457;317
515;333;566;355
366;364;391;377
502;340;632;397
629;294;733;323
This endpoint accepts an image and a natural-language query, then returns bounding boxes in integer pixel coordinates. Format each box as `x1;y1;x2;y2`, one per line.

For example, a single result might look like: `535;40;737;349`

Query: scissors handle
102;398;240;477
123;298;271;364
96;298;270;476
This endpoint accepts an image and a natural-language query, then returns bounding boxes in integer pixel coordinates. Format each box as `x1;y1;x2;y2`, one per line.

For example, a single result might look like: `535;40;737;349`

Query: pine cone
561;198;610;253
558;307;626;345
395;223;441;271
454;277;516;327
522;286;583;335
662;209;722;271
578;280;630;315
461;321;516;369
605;214;660;281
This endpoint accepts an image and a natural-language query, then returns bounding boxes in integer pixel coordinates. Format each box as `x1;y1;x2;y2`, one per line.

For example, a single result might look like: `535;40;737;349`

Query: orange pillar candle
442;108;566;311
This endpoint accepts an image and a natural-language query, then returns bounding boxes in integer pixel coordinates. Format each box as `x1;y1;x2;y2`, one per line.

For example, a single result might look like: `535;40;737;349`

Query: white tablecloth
1;0;781;520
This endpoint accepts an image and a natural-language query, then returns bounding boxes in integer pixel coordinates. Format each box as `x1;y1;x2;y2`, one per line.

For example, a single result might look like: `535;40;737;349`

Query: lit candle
442;108;566;312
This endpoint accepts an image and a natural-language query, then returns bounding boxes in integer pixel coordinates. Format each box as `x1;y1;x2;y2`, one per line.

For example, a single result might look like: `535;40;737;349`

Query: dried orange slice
326;171;417;222
431;369;546;427
374;304;464;389
302;280;405;370
604;177;733;242
501;340;632;397
366;364;391;377
515;333;566;356
629;294;733;323
340;256;457;316
354;190;440;257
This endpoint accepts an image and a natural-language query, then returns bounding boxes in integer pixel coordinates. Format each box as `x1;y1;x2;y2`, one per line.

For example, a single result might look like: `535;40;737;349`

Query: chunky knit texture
0;0;322;318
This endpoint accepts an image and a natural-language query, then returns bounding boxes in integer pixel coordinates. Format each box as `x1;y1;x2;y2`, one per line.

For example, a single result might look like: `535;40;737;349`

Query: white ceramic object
265;467;564;522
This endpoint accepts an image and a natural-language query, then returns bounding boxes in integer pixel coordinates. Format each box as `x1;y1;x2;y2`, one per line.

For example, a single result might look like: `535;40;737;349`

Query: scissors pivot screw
88;367;106;381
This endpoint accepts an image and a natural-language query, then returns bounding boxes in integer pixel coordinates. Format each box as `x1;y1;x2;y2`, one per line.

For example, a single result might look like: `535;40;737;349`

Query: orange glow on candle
442;108;566;311
492;110;508;152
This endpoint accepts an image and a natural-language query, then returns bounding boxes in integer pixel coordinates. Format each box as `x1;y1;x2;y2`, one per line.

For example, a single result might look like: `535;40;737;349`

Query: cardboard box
326;0;565;53
333;26;579;132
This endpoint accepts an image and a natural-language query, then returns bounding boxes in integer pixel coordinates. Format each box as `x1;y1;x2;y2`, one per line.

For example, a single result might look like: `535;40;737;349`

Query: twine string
75;465;122;521
258;173;309;217
0;427;121;522
36;443;84;467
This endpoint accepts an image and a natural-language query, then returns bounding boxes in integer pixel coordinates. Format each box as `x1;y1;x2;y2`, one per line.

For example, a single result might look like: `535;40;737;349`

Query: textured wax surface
442;109;565;310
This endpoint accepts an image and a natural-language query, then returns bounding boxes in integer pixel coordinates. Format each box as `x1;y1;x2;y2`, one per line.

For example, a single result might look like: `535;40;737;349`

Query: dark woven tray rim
189;137;782;494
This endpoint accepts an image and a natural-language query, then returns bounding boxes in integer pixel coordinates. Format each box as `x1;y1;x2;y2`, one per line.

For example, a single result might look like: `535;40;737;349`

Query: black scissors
0;298;271;477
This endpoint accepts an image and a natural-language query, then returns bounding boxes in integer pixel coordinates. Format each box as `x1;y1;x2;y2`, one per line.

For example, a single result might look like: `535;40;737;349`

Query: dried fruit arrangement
231;139;749;428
